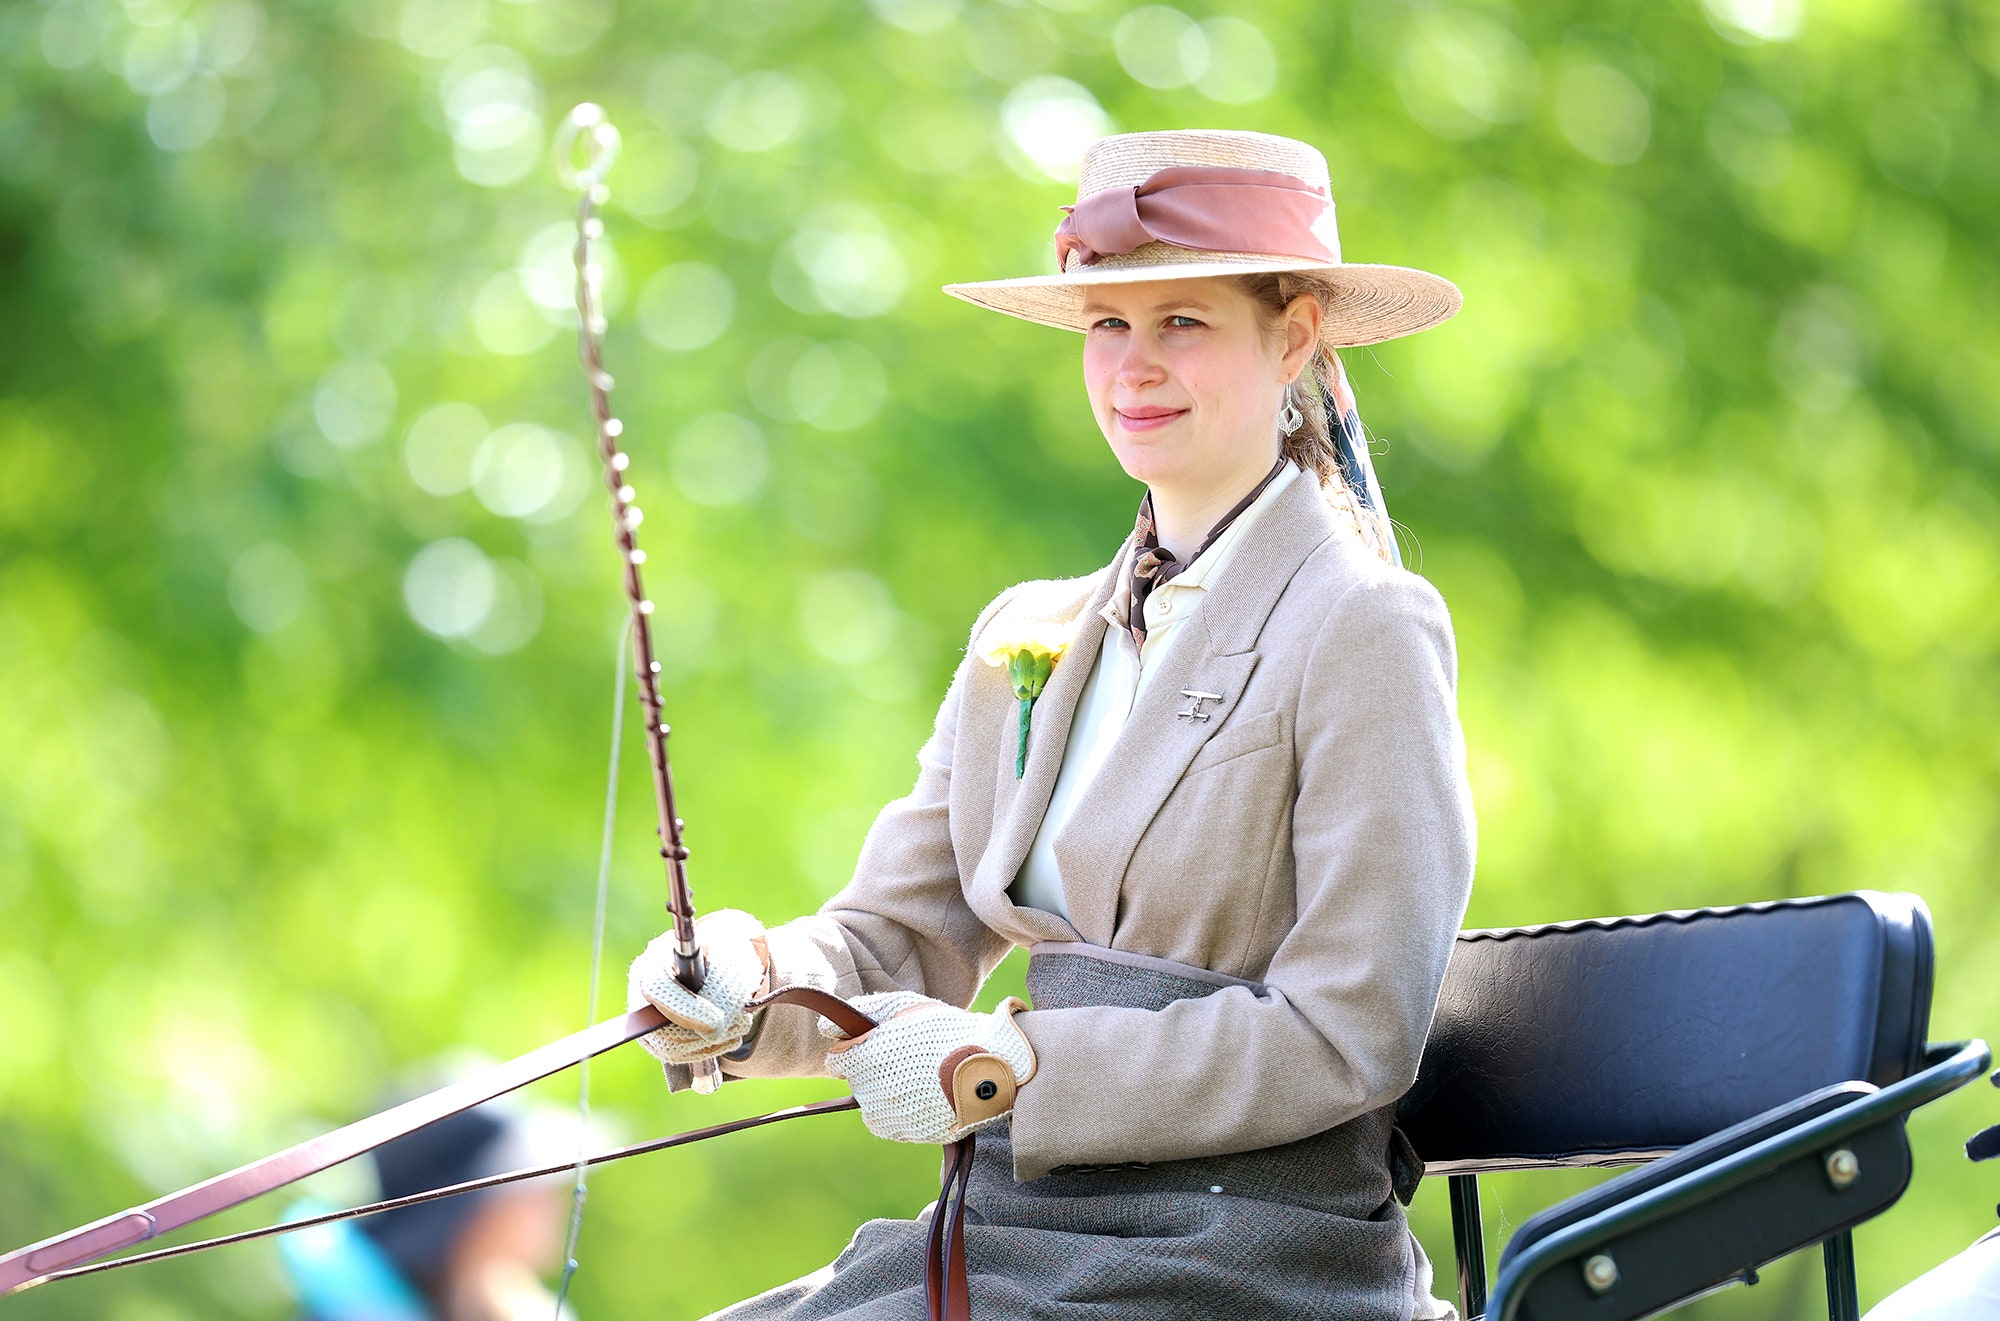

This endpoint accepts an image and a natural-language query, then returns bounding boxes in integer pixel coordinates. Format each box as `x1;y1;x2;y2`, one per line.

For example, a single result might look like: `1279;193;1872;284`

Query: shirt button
1152;597;1173;618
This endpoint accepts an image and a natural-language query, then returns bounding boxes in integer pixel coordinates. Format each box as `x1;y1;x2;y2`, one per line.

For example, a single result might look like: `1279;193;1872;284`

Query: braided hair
1235;272;1397;566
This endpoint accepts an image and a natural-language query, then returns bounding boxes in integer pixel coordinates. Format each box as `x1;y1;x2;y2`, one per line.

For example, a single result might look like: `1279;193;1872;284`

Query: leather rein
0;987;980;1321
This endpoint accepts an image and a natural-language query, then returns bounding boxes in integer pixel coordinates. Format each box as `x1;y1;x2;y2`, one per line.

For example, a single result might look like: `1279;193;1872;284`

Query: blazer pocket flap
1186;709;1284;775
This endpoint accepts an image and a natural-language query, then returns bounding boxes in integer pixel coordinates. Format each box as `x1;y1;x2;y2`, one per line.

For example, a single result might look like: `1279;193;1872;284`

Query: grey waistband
1027;941;1267;993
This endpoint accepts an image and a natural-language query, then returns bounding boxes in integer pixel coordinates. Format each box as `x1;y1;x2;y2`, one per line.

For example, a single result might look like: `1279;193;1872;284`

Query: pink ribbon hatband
1052;166;1337;270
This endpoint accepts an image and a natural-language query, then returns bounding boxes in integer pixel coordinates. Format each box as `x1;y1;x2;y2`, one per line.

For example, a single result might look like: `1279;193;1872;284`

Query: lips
1115;405;1187;432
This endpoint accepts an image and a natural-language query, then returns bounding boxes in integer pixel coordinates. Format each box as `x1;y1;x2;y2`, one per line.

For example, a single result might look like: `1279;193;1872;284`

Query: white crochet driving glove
626;909;770;1066
821;992;1037;1145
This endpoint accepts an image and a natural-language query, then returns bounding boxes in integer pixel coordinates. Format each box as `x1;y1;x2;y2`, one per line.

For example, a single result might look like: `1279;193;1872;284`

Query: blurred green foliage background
1;0;1997;1315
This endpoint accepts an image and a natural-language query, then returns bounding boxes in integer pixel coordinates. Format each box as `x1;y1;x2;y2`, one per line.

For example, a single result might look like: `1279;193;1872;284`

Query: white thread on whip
553;616;630;1318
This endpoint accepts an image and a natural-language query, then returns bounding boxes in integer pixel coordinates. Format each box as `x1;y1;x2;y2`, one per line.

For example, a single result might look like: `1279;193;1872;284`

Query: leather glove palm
822;991;1036;1145
626;909;770;1066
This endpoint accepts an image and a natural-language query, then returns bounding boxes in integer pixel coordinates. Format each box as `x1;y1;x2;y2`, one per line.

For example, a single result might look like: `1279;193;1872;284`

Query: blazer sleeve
720;590;1019;1080
1006;571;1476;1179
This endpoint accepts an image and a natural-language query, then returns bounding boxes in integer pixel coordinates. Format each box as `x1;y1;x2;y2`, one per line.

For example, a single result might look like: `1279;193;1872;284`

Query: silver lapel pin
1177;689;1223;722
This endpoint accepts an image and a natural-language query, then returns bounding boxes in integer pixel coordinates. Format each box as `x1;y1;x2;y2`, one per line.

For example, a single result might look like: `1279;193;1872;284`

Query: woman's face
1080;276;1318;501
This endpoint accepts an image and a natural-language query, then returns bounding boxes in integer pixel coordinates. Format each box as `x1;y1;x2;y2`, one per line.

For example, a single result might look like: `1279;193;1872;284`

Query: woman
628;129;1476;1320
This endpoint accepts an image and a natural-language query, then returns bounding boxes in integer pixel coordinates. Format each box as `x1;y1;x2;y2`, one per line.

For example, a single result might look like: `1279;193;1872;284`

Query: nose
1113;327;1167;392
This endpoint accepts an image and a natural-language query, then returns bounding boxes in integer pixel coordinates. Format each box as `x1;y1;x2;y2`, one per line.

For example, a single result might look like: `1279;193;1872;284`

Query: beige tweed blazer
731;473;1477;1182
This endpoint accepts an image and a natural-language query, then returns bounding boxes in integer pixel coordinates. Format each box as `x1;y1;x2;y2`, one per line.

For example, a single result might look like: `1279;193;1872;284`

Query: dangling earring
1278;389;1304;435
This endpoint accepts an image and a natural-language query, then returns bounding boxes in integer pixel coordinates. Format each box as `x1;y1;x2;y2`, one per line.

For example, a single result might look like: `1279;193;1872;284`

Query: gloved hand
626;909;771;1066
821;991;1037;1144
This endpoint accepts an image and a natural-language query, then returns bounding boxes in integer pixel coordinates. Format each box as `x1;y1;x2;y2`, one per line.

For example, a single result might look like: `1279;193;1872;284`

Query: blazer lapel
1051;476;1338;947
966;551;1126;927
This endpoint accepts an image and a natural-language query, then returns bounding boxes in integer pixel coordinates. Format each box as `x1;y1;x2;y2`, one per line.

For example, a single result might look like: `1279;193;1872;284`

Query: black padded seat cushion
1397;892;1932;1173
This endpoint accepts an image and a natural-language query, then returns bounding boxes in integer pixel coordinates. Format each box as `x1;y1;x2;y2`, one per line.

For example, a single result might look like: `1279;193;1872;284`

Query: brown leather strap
24;1099;861;1289
3;985;888;1299
749;984;879;1040
759;985;972;1321
0;1004;674;1296
2;983;967;1315
926;1136;976;1321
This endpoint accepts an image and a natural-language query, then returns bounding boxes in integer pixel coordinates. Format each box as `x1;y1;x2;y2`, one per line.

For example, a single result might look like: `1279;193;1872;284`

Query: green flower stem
1017;696;1032;778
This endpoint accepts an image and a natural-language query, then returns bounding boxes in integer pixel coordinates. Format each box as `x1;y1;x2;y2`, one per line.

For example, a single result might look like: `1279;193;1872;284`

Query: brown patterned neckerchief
1126;456;1288;651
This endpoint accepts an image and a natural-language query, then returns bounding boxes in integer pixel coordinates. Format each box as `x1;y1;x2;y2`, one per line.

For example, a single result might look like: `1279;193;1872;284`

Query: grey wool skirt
707;948;1455;1321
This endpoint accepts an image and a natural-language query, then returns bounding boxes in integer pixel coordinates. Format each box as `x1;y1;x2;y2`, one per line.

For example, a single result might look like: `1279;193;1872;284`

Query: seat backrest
1397;891;1933;1174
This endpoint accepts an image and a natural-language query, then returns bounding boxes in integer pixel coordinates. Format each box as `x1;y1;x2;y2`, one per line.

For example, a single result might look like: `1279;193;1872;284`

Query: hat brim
942;253;1461;348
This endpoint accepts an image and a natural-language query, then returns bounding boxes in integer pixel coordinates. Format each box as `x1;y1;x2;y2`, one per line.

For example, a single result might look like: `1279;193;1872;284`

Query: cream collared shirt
1010;462;1304;919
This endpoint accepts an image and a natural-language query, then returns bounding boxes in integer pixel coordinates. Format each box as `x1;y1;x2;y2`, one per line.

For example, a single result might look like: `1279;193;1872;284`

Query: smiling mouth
1116;407;1187;431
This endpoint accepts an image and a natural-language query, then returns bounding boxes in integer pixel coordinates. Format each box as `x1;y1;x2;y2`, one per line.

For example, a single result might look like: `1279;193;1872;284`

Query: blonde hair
1235;272;1398;565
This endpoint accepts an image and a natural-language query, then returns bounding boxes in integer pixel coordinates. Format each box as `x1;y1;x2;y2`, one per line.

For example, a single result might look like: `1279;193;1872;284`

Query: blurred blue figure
279;1202;430;1321
280;1101;575;1321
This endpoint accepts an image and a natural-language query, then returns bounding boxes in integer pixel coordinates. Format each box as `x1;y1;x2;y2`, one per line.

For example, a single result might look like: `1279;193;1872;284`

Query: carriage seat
1394;891;1987;1321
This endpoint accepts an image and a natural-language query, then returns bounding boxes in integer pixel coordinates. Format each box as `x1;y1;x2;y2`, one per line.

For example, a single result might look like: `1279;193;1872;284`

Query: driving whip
558;105;723;1096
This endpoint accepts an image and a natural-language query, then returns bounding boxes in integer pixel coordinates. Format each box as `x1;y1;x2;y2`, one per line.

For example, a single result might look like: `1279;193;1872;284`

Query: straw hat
943;129;1460;348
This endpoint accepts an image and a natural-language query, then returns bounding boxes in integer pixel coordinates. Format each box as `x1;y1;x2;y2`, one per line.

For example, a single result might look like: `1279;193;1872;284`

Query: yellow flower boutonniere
977;622;1071;778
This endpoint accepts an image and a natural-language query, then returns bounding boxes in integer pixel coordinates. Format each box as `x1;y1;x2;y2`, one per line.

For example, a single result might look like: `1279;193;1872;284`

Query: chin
1106;448;1178;489
1101;432;1185;488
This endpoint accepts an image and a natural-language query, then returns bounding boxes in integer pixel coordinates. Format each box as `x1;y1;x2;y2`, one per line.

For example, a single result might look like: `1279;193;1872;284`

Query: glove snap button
975;1080;998;1101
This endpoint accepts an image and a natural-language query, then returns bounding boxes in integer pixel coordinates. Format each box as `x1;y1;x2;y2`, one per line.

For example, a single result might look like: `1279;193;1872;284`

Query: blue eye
1089;316;1129;331
1167;315;1203;328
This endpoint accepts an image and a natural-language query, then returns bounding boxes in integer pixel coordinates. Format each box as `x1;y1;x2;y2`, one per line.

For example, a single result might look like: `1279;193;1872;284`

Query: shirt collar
1101;461;1305;636
1160;461;1302;595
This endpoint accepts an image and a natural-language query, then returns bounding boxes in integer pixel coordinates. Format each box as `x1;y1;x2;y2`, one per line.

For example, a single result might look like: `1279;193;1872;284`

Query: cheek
1081;346;1121;429
1175;344;1267;420
1161;355;1229;419
1081;343;1116;401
